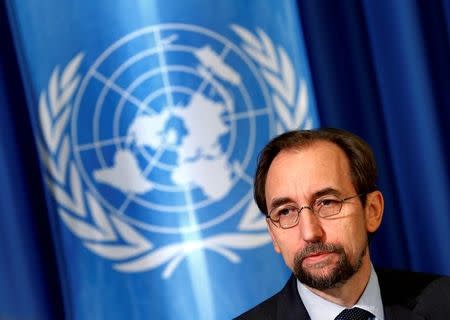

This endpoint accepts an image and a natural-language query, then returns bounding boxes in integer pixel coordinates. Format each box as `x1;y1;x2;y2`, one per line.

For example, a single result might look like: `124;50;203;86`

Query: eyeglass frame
266;193;367;229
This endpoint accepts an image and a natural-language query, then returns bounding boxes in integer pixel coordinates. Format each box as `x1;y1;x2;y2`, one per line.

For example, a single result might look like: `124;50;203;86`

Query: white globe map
93;92;233;200
38;23;312;274
69;24;280;235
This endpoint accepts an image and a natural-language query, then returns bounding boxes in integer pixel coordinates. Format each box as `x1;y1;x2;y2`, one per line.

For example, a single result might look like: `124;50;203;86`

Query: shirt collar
297;265;384;320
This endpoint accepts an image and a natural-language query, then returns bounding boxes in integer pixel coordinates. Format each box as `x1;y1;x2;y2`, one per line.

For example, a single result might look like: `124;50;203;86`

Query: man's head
255;128;378;214
254;128;384;291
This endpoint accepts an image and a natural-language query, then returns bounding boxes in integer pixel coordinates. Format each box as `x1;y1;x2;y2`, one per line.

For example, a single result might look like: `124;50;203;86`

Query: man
236;128;450;320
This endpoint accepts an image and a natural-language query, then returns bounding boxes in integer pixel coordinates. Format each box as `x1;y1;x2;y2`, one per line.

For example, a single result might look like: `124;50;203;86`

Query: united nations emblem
37;24;312;277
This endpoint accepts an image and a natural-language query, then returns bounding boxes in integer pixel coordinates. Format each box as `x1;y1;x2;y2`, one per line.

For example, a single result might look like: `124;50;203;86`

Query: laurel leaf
46;177;79;213
208;234;271;249
162;254;186;278
70;163;85;216
242;44;273;71
49;67;60;116
230;24;262;51
279;47;295;105
53;107;70;149
257;28;277;72
85;243;148;260
162;244;240;278
294;80;308;127
37;139;64;184
111;215;152;249
59;208;108;241
277;122;285;135
239;200;267;231
61;53;83;88
86;193;115;240
114;244;182;272
273;94;293;130
206;245;240;263
304;117;313;130
59;136;70;183
48;158;62;184
59;77;79;110
262;69;286;101
39;92;55;152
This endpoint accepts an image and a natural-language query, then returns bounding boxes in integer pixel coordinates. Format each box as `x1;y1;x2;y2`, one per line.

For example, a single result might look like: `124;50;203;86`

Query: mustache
295;242;345;263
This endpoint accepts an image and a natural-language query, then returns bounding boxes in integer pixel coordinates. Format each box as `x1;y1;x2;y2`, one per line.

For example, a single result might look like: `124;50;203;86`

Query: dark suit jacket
235;269;450;319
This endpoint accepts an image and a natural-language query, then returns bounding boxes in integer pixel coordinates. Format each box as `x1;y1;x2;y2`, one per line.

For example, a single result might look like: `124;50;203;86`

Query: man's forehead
271;141;349;170
265;141;354;198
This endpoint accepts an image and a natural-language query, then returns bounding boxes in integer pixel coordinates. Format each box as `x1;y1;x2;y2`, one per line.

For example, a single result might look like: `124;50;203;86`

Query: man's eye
316;198;340;207
278;208;292;216
274;206;297;217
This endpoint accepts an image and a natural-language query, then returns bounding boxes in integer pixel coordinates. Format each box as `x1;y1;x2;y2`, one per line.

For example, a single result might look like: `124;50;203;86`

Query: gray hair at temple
254;128;378;215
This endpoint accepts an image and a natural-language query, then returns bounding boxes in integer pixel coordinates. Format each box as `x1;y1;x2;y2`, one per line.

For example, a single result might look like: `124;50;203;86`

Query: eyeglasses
267;193;366;229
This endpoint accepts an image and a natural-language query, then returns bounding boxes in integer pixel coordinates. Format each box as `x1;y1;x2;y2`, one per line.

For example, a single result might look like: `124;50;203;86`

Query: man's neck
305;254;372;307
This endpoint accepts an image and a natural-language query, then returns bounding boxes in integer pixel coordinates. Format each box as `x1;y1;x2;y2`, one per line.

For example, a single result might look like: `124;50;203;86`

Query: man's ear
267;219;281;253
364;191;384;233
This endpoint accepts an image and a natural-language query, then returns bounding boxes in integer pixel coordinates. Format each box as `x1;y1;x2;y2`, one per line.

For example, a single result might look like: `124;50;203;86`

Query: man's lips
301;251;336;264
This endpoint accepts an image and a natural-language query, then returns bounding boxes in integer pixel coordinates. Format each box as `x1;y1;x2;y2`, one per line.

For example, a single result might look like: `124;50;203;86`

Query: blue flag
6;1;319;318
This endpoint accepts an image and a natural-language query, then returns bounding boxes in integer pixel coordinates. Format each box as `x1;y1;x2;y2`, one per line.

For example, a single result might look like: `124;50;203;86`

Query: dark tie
334;307;373;320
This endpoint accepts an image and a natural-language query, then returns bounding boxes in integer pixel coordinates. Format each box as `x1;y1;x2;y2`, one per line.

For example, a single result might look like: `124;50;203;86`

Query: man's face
265;141;382;290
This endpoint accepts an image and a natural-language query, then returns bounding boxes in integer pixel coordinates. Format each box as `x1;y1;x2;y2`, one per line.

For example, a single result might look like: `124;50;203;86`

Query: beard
293;242;366;290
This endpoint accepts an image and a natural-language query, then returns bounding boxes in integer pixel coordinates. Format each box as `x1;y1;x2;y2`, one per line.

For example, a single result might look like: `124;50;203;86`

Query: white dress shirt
297;265;384;320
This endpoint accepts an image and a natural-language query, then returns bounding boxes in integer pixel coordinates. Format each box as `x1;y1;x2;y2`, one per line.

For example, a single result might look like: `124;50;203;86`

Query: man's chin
293;242;368;290
302;263;338;278
293;250;362;290
296;265;346;290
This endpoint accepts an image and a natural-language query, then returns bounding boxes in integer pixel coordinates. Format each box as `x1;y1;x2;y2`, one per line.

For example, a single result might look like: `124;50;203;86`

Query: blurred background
1;1;449;319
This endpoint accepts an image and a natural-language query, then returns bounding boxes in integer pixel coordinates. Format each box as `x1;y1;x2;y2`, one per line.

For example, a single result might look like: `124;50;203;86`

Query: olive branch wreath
37;25;310;277
231;25;312;133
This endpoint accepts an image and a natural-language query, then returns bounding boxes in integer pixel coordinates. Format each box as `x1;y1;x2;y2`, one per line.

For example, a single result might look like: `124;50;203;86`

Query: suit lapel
276;275;310;320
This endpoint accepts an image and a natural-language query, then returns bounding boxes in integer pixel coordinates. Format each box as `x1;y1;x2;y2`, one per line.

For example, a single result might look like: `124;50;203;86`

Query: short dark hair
254;128;378;215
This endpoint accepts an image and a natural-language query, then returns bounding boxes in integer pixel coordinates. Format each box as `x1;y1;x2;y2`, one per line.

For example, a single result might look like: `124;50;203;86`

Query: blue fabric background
1;0;450;319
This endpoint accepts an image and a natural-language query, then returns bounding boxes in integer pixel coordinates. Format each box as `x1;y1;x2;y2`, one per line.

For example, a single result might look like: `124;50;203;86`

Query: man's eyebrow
269;197;294;211
268;188;341;210
312;187;341;199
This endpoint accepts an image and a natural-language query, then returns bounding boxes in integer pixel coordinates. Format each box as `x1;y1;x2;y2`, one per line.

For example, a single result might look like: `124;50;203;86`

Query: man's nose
297;208;324;242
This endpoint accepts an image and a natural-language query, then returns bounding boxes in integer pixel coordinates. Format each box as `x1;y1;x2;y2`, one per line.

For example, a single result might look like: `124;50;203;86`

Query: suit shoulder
414;275;450;318
233;292;279;320
376;268;450;308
